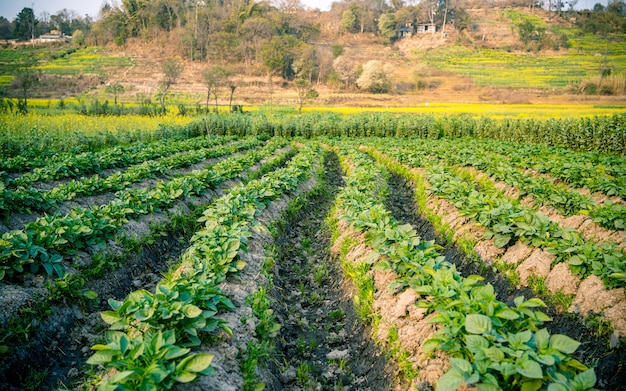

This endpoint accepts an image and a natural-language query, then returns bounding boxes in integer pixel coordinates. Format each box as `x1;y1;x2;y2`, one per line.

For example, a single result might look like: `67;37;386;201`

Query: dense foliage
189;112;626;154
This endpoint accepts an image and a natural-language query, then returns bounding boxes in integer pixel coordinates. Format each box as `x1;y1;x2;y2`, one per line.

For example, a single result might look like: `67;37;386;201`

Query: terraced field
0;119;624;391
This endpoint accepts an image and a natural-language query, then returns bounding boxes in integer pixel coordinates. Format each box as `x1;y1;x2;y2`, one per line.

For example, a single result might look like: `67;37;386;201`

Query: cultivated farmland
0;113;624;391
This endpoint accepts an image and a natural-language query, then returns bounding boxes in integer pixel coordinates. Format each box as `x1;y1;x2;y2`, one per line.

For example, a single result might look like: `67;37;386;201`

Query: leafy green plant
88;329;214;390
328;141;595;391
89;142;320;389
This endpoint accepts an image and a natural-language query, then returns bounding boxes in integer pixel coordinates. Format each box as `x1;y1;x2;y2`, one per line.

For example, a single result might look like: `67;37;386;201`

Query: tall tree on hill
241;17;275;65
202;66;232;113
13;7;37;41
378;12;397;42
333;55;357;89
356;60;394;93
0;17;13;40
11;59;38;114
340;5;359;32
261;36;293;112
157;58;183;115
293;78;318;114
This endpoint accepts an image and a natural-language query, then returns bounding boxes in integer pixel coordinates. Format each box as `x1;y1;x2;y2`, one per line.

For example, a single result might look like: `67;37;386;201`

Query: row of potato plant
0;138;260;215
365;141;626;289
0;131;216;175
378;138;625;230
466;138;626;200
1;134;234;188
87;143;319;390
0;117;202;161
328;140;596;391
0;139;285;281
188;112;626;154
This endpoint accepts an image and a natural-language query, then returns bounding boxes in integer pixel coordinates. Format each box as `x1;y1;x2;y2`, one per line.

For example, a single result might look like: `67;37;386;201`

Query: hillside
1;5;625;110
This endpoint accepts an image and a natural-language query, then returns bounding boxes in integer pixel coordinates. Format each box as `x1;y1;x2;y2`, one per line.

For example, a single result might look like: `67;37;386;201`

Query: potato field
0;114;625;391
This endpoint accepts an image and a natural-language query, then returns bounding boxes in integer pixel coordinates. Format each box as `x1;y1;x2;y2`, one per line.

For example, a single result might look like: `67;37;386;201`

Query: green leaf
164;346;190;360
135;307;155;322
517;359;543;379
436;368;465;391
536;354;555;366
496;308;520;320
87;350;116;365
550;334;581;354
493;233;511;248
177;353;214;373
534;311;552;322
101;311;121;325
521;379;542;391
129;343;145;360
465;314;492;334
108;298;123;311
466;335;489;352
535;329;550;352
365;250;381;264
423;338;442;352
450;358;473;374
119;334;130;355
547;383;569;391
108;370;135;384
182;304;202;318
564;359;588;371
83;290;99;300
573;369;596;389
175;372;196;383
568;256;583;266
484;347;505;362
477;384;501;391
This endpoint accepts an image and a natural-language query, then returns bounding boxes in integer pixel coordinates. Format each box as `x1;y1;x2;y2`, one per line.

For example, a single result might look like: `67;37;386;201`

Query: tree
293;78;318;114
228;83;237;113
340;8;359;32
331;44;344;58
202;66;231;113
157;58;183;114
608;0;626;16
378;12;397;42
11;59;38;114
0;17;13;40
261;35;297;112
13;7;36;41
333;55;357;89
292;43;318;82
453;7;471;31
241;17;275;65
72;29;85;46
518;19;545;45
105;83;125;105
356;60;394;93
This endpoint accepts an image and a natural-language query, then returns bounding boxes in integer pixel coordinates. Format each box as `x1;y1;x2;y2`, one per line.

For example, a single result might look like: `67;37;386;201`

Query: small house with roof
416;22;438;34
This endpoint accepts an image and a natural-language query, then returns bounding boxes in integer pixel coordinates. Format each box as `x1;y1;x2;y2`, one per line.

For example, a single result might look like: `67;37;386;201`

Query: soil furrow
269;152;397;390
384;171;626;391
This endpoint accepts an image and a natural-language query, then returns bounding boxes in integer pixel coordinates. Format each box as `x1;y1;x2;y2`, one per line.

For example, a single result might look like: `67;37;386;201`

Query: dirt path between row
268;152;400;390
384;171;626;390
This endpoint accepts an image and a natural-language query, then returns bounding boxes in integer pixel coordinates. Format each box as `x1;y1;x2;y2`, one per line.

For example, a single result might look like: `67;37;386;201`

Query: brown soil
268;151;399;390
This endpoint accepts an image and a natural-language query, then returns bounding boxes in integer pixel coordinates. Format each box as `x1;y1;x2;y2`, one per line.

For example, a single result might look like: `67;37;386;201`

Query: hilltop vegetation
0;0;625;110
